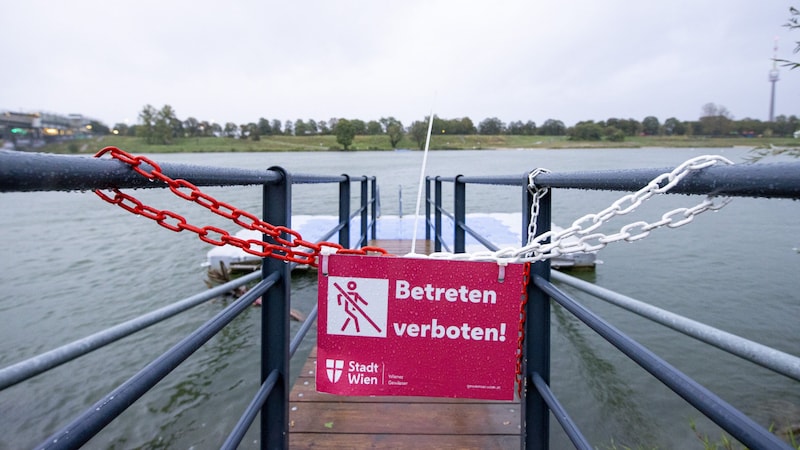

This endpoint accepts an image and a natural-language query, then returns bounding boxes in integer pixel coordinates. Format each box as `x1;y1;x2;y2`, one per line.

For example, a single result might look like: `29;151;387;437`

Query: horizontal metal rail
5;150;798;449
290;305;319;358
422;184;800;381
533;161;800;199
297;174;364;184
1;151;373;449
348;207;366;228
454;218;498;250
0;150;373;191
37;273;280;450
551;270;800;382
433;162;800;199
532;373;591;450
425;216;453;253
426;175;525;254
426;184;457;252
312;215;377;248
5;150;799;199
0;271;261;390
434;203;455;221
430;166;799;448
454;175;525;186
0;149;280;191
222;369;280;450
534;274;792;450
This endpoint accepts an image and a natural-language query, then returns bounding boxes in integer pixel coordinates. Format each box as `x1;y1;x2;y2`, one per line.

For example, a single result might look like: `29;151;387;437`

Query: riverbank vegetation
82;101;800;153
119;103;799;148
34;133;799;155
9;100;799;154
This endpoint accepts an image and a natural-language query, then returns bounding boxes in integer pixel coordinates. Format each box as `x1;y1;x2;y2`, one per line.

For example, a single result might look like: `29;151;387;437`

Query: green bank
26;134;800;154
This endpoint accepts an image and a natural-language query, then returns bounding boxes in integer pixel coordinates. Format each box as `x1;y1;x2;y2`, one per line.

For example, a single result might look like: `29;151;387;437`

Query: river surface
1;147;798;449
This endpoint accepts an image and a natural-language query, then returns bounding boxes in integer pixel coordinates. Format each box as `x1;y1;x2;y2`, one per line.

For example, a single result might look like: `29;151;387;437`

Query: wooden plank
368;239;434;256
289;346;521;448
290;433;519;449
290;402;519;434
291;377;514;404
294;352;517;404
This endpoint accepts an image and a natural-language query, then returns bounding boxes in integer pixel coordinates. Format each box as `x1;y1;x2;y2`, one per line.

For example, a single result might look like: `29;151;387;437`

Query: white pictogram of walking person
334;280;382;334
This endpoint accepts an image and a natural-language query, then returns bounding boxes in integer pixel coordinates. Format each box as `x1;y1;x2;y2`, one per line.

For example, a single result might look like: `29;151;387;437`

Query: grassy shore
28;134;800;154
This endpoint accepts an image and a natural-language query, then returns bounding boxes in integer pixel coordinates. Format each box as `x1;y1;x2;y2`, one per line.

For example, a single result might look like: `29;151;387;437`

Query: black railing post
434;177;443;252
523;182;551;450
360;176;368;247
261;167;292;450
370;177;378;240
454;174;466;253
521;175;531;247
339;174;350;248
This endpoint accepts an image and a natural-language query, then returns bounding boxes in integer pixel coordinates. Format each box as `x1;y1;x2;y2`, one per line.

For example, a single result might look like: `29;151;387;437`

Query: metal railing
425;161;800;450
2;149;800;449
0;150;378;449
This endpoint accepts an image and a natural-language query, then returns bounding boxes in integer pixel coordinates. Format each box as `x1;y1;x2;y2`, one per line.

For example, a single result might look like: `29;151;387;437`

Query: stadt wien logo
325;359;344;383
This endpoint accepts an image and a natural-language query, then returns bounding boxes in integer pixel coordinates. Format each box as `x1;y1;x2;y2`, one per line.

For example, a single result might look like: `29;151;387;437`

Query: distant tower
768;37;780;122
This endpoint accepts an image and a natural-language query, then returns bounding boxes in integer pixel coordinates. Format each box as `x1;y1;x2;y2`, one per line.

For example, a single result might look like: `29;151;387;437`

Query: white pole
410;112;435;255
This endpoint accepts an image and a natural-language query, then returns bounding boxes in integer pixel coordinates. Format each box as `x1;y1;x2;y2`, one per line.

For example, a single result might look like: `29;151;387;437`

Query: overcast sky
2;1;798;128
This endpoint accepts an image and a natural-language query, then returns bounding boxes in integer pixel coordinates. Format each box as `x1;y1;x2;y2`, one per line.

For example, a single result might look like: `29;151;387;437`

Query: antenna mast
768;37;780;122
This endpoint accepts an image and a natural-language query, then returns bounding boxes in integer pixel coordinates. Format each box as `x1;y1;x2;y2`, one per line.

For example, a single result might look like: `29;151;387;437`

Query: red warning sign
316;254;525;400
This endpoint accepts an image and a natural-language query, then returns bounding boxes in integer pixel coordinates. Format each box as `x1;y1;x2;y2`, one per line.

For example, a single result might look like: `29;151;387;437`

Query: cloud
1;0;797;127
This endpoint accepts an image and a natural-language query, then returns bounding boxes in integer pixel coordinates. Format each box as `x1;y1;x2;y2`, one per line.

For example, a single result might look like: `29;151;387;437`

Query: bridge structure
0;110;89;140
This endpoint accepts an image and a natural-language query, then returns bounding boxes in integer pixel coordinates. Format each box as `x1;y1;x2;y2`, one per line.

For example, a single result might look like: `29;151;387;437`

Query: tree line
118;103;799;150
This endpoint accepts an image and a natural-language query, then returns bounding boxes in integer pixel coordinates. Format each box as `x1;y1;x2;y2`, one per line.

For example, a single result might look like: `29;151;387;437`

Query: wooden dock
289;347;521;449
368;239;435;256
289;238;520;448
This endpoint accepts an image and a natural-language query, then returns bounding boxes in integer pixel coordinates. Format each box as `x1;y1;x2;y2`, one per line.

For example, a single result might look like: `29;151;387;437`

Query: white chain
426;155;733;263
526;168;551;243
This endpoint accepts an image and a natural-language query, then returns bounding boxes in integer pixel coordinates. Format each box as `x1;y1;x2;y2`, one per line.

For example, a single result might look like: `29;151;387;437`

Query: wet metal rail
1;150;378;449
426;162;799;450
1;150;798;449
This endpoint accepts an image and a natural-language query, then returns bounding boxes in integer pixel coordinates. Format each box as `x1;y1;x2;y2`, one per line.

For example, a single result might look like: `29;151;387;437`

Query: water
1;147;798;449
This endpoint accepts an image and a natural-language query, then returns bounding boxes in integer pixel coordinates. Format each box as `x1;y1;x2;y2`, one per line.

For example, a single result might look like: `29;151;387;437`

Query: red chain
516;262;530;398
94;146;388;267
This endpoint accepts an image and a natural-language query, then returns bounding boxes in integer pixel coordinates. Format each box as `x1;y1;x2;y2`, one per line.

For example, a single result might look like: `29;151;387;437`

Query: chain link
526;168;551;245
95;148;730;395
513;156;729;394
95;148;732;268
427;154;734;263
519;155;733;262
94;146;388;267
